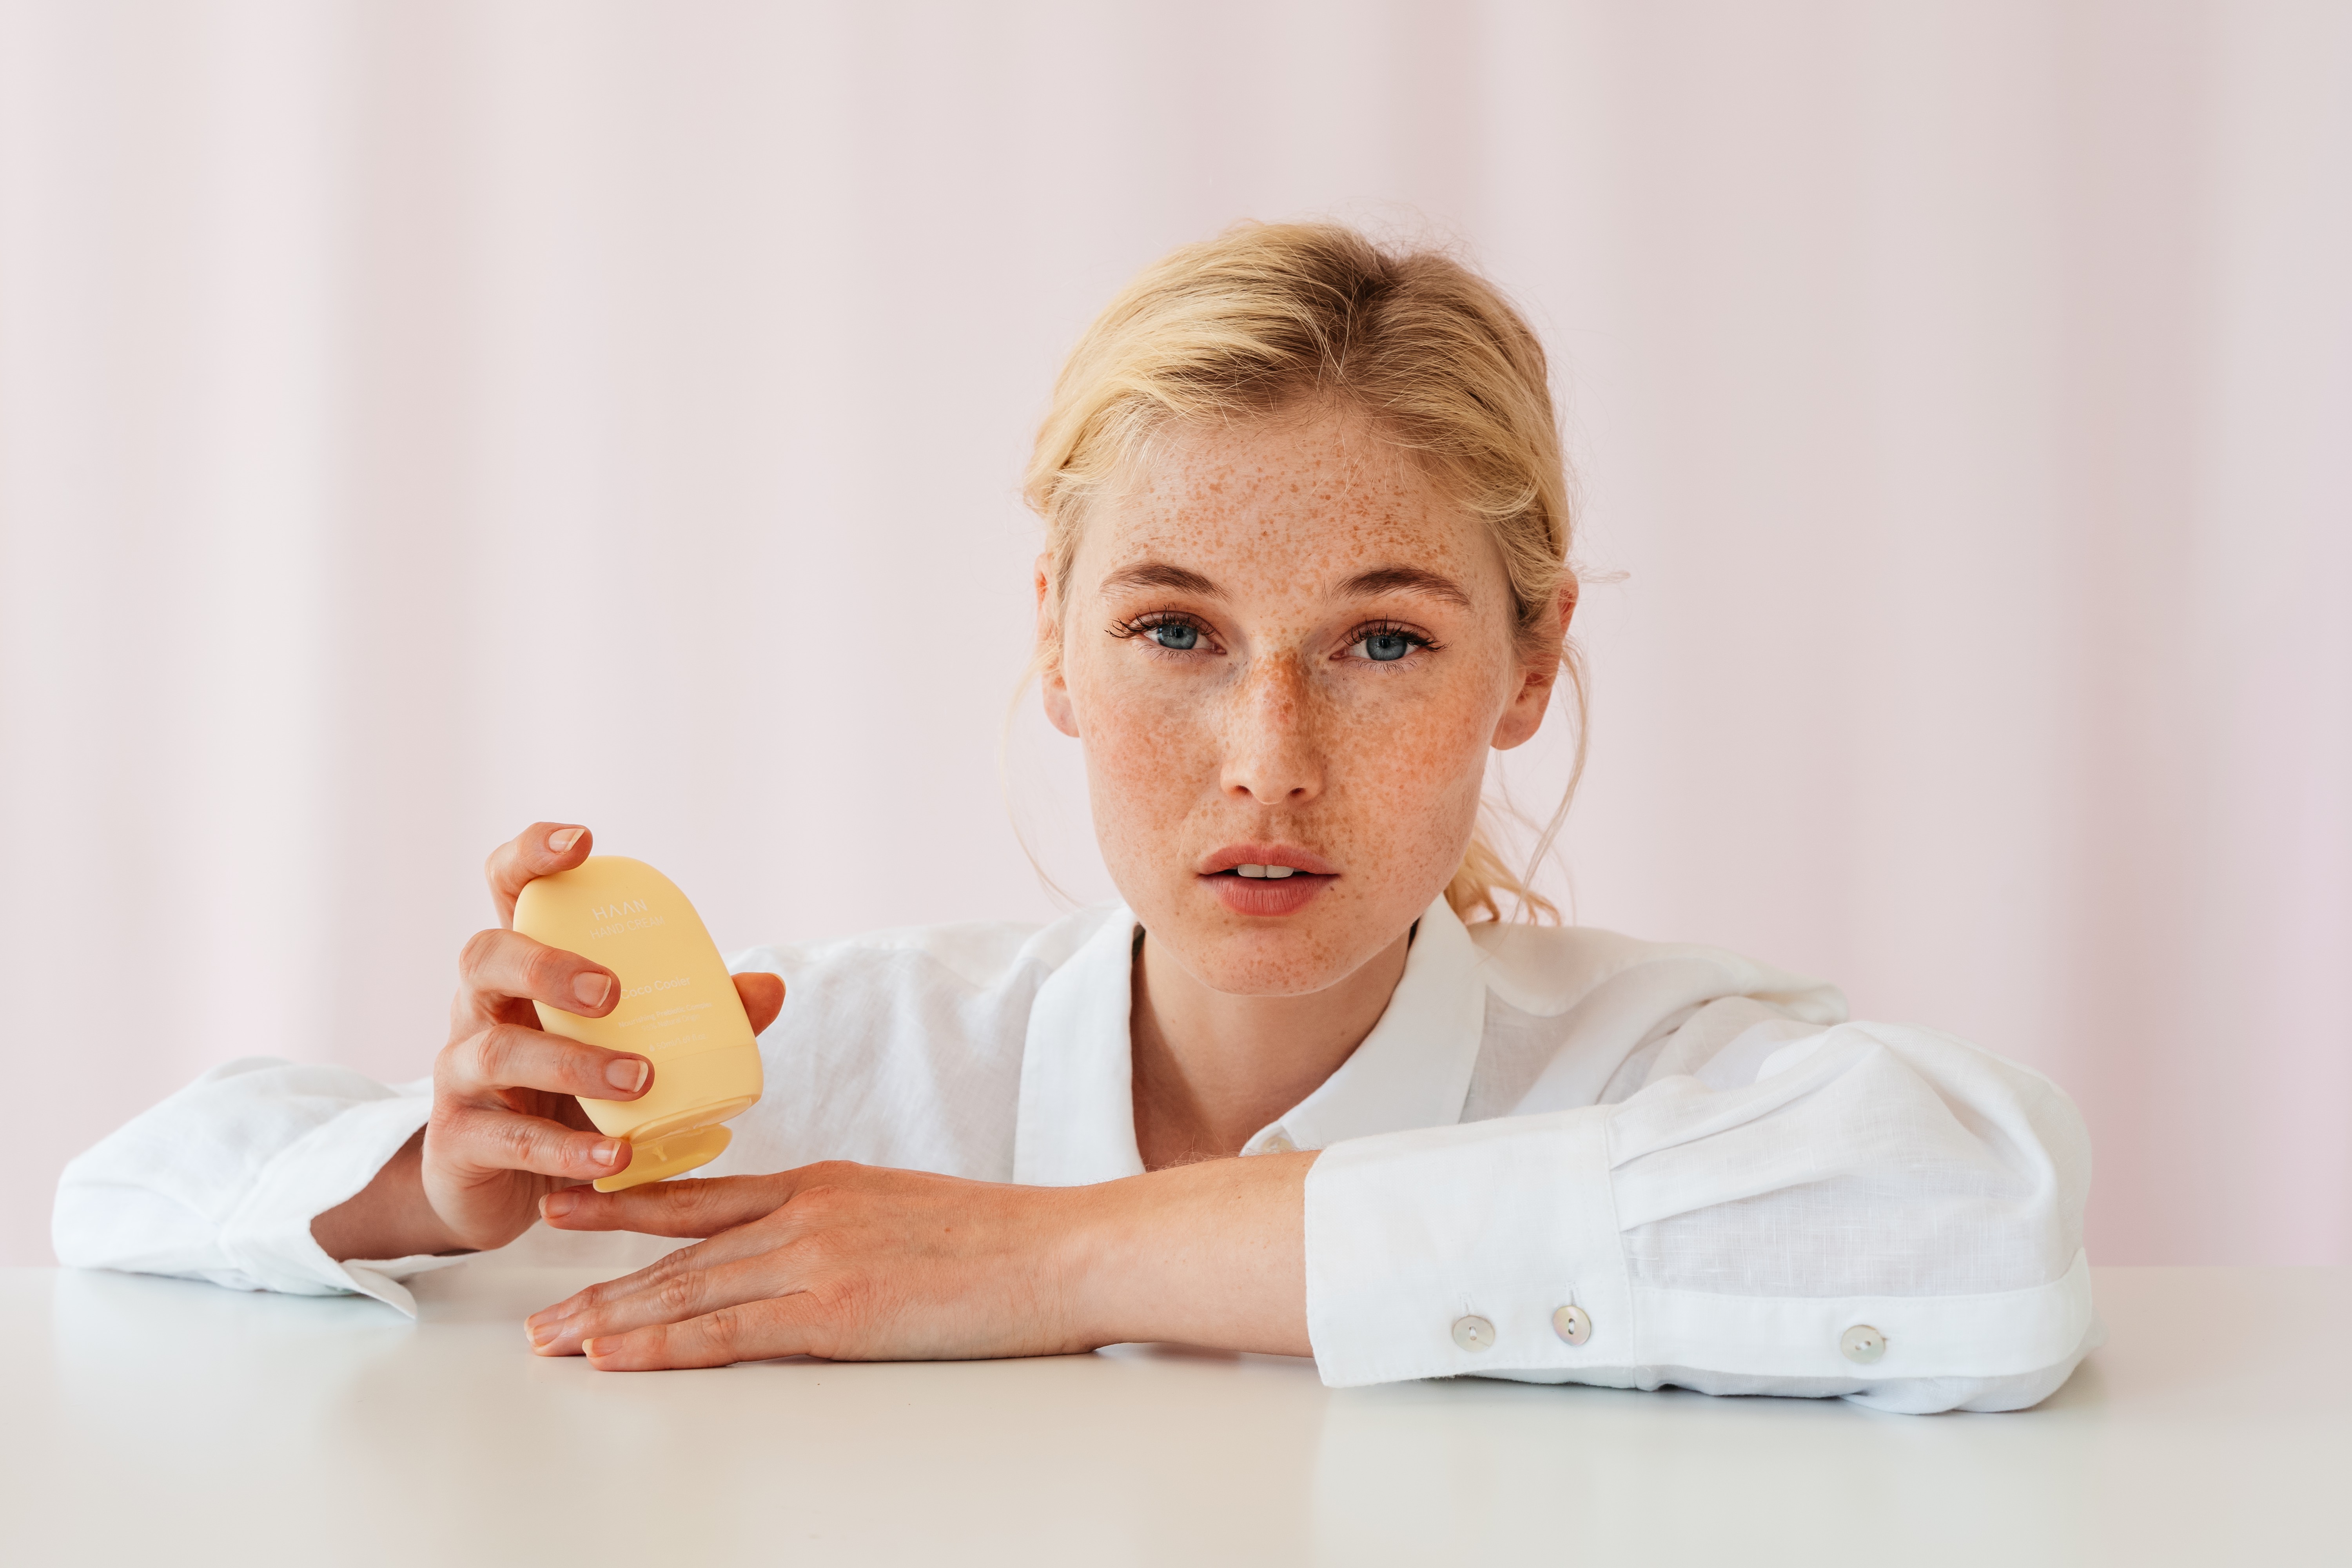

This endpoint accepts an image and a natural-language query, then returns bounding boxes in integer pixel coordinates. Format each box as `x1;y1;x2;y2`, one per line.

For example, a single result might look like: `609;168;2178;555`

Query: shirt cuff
1304;1108;2100;1396
216;1092;448;1316
1303;1108;1631;1388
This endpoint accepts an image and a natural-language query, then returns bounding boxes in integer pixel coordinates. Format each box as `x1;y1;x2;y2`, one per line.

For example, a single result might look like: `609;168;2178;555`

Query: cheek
1334;669;1502;866
1065;660;1219;862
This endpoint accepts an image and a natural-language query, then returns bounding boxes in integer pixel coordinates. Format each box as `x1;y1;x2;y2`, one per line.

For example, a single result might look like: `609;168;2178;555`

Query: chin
1144;889;1410;998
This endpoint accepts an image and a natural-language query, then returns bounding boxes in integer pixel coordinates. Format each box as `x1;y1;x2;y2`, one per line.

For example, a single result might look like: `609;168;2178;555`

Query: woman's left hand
523;1153;1316;1369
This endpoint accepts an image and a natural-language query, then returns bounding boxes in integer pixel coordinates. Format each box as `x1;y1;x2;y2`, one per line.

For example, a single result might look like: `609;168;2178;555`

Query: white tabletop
4;1263;2345;1565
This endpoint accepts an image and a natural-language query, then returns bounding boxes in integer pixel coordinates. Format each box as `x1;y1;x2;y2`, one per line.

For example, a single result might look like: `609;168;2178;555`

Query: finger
586;1295;830;1371
734;971;786;1034
540;1172;791;1237
526;1230;759;1350
433;1103;631;1184
535;1210;795;1343
534;1222;790;1363
528;1197;808;1343
456;927;619;1025
526;1247;798;1357
441;1022;653;1104
486;822;594;927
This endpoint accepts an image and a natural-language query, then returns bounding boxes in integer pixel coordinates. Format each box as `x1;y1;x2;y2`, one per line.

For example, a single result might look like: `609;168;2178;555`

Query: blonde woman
54;223;2094;1412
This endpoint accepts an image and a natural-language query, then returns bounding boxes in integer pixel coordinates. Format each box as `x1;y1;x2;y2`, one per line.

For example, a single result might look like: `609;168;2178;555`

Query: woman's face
1040;401;1565;997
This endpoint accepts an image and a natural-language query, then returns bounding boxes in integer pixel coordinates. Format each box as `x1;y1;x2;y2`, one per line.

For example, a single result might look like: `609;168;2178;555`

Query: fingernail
526;1321;555;1349
574;972;613;1009
544;1190;580;1218
605;1057;648;1093
590;1141;622;1167
547;826;585;853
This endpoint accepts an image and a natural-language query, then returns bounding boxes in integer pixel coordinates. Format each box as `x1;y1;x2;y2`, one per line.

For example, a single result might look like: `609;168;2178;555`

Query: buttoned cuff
1303;1108;1631;1388
1303;1109;2100;1396
217;1092;455;1317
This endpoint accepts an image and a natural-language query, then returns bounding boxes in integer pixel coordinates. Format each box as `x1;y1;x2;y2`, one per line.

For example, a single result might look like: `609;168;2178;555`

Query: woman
54;223;2094;1412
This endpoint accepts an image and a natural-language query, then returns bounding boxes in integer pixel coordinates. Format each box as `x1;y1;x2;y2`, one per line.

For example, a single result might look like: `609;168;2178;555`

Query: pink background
3;0;2346;1269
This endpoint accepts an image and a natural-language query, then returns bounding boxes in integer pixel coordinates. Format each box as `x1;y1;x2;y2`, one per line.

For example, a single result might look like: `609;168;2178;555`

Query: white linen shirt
53;896;2097;1413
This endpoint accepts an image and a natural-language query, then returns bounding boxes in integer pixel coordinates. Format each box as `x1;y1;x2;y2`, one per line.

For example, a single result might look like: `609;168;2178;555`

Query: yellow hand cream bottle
512;855;764;1192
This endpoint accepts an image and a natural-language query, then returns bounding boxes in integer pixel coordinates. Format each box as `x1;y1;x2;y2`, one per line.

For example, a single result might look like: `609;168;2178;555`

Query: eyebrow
1099;561;1223;598
1096;559;1472;609
1339;565;1473;609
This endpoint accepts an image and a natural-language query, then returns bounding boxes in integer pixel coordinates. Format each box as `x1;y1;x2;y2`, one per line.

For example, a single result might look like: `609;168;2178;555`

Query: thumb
733;971;786;1034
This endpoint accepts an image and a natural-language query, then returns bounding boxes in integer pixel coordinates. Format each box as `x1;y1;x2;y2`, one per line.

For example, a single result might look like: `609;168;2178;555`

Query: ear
1490;577;1579;751
1036;554;1080;739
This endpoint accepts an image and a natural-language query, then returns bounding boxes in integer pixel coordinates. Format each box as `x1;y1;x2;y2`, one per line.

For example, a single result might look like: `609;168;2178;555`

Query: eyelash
1107;610;1216;651
1343;619;1441;661
1107;612;1441;662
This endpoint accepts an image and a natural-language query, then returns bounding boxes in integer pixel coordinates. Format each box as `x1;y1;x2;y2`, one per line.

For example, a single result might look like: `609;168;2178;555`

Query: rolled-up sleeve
51;1056;457;1314
1301;1018;2096;1412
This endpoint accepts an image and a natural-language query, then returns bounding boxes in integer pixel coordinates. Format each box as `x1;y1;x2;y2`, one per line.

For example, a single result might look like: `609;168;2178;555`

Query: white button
1258;1131;1296;1154
1451;1315;1496;1352
1840;1325;1887;1364
1552;1304;1592;1346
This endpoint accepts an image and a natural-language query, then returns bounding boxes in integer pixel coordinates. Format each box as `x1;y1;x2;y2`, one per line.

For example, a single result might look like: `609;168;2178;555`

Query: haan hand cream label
511;855;765;1192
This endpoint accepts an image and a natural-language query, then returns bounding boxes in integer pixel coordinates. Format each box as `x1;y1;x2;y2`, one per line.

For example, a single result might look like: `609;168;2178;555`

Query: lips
1195;844;1341;878
1196;843;1337;917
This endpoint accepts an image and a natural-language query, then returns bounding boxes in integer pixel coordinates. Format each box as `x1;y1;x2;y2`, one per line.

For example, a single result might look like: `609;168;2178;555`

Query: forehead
1084;403;1492;583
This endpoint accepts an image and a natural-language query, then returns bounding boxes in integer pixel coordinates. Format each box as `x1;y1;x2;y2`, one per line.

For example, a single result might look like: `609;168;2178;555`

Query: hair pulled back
1024;221;1586;922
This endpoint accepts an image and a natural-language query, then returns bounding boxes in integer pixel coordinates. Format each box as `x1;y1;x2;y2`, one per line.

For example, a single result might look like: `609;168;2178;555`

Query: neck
1129;925;1411;1170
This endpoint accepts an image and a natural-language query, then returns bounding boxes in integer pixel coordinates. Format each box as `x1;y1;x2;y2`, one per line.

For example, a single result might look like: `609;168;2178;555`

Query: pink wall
3;0;2345;1268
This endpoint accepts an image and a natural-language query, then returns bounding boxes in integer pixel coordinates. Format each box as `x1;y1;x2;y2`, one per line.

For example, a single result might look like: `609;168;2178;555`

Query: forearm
310;1128;468;1261
1062;1151;1316;1357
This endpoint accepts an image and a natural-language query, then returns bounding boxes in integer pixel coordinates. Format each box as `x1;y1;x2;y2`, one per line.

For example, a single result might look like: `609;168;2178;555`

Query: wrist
1049;1175;1149;1350
1049;1152;1316;1356
311;1128;469;1262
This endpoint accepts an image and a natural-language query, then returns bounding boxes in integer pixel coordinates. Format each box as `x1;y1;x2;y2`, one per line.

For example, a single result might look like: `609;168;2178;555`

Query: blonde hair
1023;221;1586;923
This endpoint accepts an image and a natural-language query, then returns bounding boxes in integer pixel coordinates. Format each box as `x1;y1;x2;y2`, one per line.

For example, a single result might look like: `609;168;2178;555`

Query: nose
1218;652;1326;807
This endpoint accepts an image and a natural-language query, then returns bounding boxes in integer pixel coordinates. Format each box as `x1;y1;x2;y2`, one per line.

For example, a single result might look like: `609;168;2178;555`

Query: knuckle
437;1027;492;1088
631;1247;684;1288
793;1183;848;1220
458;928;503;978
520;943;570;998
475;1024;525;1084
494;1115;543;1163
806;1272;865;1326
701;1305;746;1356
655;1272;701;1315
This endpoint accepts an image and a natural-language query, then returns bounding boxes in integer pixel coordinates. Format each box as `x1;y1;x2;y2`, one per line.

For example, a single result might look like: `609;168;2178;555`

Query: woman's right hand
311;822;786;1261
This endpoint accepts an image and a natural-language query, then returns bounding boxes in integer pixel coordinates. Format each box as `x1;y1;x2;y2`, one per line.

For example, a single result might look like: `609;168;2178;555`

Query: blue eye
1363;632;1412;662
1152;623;1199;651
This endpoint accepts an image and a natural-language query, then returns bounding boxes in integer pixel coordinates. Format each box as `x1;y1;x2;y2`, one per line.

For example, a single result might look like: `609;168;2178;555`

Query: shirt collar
1011;893;1486;1186
1013;906;1144;1186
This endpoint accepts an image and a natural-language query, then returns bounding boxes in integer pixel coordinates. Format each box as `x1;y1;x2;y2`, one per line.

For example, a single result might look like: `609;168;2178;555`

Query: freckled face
1040;404;1549;996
